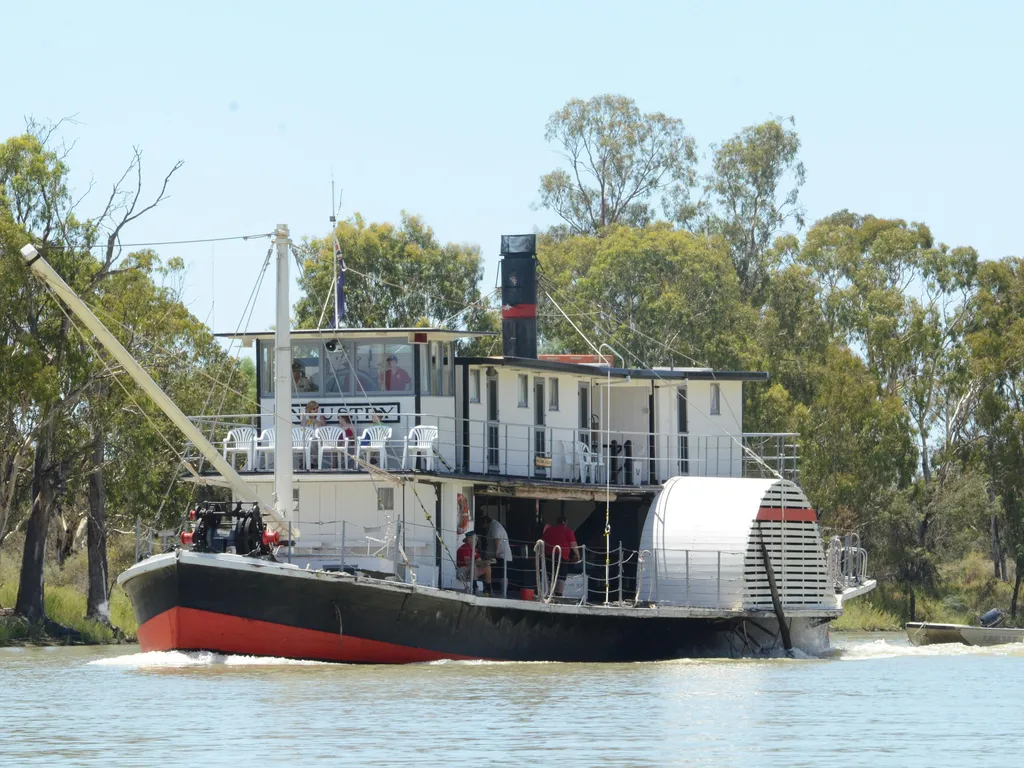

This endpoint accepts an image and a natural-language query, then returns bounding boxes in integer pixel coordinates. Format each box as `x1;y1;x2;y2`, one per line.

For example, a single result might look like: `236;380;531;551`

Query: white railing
188;412;800;485
827;534;869;590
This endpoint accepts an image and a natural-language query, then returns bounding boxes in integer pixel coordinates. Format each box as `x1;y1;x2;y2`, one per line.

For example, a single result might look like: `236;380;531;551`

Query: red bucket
519;588;535;601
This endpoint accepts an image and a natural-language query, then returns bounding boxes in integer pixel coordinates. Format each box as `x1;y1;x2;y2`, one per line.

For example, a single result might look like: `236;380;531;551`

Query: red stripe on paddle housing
756;507;817;522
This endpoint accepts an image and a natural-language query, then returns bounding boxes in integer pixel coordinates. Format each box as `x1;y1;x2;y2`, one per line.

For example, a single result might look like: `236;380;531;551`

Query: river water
0;633;1018;767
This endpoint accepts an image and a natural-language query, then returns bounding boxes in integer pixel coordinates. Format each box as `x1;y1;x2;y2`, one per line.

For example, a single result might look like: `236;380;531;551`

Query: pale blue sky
5;1;1022;338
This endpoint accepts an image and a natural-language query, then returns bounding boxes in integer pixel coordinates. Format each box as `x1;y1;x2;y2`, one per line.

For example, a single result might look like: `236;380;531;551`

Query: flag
334;235;346;324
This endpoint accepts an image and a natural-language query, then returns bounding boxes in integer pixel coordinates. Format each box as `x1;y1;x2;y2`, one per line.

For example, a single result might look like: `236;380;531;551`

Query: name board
535;456;552;468
290;401;401;424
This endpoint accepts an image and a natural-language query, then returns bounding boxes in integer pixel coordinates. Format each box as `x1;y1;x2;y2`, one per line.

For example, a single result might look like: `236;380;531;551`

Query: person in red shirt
541;515;580;597
456;533;491;593
383;355;412;392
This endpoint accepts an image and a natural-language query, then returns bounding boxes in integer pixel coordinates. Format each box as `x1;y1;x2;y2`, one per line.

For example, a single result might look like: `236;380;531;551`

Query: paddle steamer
22;230;874;662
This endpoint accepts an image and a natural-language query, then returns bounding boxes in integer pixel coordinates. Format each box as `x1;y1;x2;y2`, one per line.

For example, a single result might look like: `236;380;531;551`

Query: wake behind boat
22;229;876;663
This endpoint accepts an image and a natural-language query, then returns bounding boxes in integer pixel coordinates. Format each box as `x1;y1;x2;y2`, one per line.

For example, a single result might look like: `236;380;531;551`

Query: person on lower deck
481;514;512;598
542;515;580;597
456;532;491;594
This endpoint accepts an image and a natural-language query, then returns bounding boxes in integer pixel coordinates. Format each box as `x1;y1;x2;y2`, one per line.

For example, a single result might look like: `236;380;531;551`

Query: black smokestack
500;234;537;359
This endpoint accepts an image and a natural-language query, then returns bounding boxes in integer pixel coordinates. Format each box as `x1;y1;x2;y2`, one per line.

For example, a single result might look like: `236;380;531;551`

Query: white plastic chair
356;426;392;469
576;440;600;484
223;427;256;470
254;428;275;470
292;427;313;470
315;426;349;470
402;425;439;470
561;440;580;481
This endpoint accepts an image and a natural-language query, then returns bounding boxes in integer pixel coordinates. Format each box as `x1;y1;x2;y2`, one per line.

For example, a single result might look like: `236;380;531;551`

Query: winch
180;501;280;556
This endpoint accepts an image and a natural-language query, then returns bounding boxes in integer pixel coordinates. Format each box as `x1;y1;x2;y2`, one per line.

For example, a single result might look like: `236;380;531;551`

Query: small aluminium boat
906;609;1024;647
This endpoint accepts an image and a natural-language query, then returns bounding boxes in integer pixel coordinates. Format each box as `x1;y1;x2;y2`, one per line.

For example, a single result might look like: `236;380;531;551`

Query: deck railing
186;412;800;484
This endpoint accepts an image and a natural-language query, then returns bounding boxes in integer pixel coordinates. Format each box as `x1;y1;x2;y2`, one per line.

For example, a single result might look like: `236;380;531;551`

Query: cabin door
534;378;547;477
678;386;689;475
578;382;590;449
486;372;500;473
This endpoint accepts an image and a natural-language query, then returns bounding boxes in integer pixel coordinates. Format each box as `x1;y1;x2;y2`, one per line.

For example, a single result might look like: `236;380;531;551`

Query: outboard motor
980;608;1004;628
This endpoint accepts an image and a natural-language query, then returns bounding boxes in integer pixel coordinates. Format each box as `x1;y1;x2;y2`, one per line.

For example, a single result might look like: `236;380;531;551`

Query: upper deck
196;328;798;488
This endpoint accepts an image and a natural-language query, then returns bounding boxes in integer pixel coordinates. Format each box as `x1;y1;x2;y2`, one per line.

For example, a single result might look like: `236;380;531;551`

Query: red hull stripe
136;607;481;664
502;303;537;319
756;507;817;522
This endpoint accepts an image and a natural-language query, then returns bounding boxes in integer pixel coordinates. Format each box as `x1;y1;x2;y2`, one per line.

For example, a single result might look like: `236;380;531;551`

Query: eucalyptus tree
697;117;806;304
0;125;182;624
537;95;698;236
293;212;491;334
966;257;1024;607
537;223;756;370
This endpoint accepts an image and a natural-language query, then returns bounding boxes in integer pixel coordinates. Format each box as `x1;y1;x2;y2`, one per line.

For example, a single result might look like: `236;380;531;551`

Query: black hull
121;552;827;662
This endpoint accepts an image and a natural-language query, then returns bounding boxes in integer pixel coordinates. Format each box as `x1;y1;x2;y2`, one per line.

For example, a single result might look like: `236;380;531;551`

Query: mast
273;225;294;528
19;242;295;535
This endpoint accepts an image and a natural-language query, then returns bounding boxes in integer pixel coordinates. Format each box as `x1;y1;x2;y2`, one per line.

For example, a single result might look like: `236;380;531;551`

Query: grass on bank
832;551;1019;631
0;533;138;646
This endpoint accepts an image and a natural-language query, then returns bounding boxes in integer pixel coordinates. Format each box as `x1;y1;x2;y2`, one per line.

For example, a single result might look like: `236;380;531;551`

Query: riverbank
0;533;138;647
832;552;1019;632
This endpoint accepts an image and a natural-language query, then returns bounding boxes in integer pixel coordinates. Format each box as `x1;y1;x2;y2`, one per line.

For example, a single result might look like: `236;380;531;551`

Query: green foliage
538;95;697;235
293;213;494;335
830;599;902;632
699;117;806;302
538;223;756;368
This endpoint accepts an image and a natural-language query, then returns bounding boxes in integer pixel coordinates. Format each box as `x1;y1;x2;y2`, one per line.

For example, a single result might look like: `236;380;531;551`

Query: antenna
330;170;336;226
330;169;344;227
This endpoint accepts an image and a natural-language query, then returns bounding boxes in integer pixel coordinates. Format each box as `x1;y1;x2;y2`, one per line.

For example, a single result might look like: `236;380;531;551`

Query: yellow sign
535;456;552;468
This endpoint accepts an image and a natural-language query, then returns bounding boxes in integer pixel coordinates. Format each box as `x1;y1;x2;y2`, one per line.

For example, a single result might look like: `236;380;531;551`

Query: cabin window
549;378;559;410
710;383;721;415
518;374;529;407
291;342;323;396
469;370;481;403
423;341;454;396
377;487;395;511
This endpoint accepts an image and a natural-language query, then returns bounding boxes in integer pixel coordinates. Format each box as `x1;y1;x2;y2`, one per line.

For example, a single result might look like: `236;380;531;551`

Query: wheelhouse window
291;341;322;395
549;378;559;411
354;342;384;393
323;341;355;395
518;374;529;407
469;369;481;403
710;383;721;415
260;341;275;396
382;343;414;393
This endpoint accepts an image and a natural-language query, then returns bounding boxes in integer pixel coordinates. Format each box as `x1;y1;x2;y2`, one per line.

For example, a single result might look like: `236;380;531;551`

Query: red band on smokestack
502;303;537;319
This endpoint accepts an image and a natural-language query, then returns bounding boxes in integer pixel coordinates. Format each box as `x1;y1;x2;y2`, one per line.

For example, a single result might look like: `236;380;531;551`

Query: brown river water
0;633;1020;767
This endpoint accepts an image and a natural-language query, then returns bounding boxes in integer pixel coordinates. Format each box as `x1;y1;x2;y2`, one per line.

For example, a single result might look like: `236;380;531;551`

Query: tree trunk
86;428;109;620
1012;571;1022;620
14;432;58;623
909;588;916;623
992;513;1003;580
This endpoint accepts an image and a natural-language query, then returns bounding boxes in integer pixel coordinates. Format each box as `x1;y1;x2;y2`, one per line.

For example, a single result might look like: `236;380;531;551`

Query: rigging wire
84;232;274;249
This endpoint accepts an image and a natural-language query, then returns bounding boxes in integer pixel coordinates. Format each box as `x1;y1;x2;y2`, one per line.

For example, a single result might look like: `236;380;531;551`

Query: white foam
835;636;1024;661
88;650;327;668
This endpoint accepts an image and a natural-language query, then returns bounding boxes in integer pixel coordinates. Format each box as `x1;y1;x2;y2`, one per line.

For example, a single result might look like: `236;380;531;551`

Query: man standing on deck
542;515;580;597
481;514;512;598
